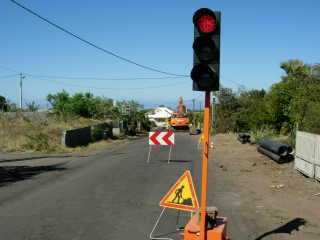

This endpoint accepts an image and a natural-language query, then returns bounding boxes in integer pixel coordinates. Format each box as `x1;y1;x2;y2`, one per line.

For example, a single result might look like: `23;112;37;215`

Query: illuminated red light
197;15;216;33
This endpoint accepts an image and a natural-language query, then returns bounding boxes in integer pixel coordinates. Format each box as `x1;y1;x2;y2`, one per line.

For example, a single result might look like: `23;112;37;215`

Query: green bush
212;60;320;145
91;125;105;142
47;91;114;119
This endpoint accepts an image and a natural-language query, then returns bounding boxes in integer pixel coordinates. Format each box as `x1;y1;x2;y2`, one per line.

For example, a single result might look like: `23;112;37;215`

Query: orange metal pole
200;91;211;240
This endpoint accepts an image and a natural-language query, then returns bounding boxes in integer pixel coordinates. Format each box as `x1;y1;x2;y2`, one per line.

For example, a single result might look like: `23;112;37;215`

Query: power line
0;65;19;73
25;73;188;81
9;0;187;77
220;76;247;89
30;78;189;90
0;64;188;81
0;74;19;79
0;62;248;89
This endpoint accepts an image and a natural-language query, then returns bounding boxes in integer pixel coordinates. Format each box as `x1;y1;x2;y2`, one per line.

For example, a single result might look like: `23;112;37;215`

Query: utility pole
212;96;216;134
192;99;195;112
210;96;217;149
192;99;195;127
199;101;202;129
19;73;25;109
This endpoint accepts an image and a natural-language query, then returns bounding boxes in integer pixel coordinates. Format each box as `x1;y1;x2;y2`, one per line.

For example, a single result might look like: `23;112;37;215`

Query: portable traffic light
191;8;221;91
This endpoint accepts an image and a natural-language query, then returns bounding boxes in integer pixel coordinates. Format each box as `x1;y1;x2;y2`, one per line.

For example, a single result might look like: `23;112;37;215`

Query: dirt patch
208;133;320;239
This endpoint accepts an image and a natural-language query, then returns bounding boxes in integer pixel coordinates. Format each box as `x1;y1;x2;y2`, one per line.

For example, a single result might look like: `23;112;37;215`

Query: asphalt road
0;133;203;240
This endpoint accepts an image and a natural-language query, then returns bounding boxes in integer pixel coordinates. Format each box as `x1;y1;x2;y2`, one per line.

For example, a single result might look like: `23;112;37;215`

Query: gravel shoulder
208;133;320;240
0;138;131;165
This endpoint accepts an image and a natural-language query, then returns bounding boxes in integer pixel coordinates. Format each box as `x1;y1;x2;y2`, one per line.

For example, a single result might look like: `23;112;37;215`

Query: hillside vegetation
215;60;320;144
0;91;150;153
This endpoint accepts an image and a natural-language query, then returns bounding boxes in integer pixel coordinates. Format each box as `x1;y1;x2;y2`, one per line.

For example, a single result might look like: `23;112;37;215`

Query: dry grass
0;115;102;153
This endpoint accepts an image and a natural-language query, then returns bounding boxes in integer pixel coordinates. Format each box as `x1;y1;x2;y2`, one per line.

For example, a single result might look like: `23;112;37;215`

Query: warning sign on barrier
147;130;174;163
149;130;174;145
159;170;199;212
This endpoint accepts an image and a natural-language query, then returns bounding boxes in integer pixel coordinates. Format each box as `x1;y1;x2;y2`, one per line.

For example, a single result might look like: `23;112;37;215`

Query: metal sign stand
168;145;173;163
149;208;183;240
197;137;201;150
147;145;173;164
147;145;152;163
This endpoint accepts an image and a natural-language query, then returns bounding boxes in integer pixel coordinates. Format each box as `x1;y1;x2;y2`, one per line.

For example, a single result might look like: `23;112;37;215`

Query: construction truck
169;97;190;131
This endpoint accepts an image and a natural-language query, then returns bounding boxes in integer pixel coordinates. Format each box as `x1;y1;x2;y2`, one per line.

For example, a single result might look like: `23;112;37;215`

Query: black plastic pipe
237;133;251;144
257;146;282;163
259;139;290;156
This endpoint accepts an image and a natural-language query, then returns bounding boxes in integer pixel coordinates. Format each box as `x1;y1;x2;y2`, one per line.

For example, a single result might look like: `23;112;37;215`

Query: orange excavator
169;97;190;130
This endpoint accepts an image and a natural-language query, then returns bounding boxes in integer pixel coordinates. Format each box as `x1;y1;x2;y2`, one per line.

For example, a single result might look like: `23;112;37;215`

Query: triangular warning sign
159;170;199;212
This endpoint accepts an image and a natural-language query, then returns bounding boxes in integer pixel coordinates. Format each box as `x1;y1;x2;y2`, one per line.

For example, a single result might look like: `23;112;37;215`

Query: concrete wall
62;122;113;148
62;126;92;148
295;131;320;181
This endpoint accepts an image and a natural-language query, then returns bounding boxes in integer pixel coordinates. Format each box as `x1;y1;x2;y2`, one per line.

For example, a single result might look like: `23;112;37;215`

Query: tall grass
0;115;100;153
250;127;277;144
250;127;291;145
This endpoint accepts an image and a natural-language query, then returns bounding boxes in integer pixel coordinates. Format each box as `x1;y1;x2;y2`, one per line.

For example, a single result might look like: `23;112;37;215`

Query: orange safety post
184;213;228;240
199;91;211;240
183;91;229;240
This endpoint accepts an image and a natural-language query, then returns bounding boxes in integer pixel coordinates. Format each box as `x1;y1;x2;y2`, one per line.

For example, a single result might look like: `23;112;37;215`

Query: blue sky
1;0;319;109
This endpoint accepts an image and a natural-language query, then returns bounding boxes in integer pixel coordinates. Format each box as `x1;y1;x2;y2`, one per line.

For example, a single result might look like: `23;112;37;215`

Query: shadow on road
159;160;192;163
0;164;66;187
254;218;307;240
0;155;87;163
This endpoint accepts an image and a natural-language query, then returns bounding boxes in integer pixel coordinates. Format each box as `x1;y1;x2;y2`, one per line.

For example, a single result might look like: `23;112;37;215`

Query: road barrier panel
147;130;174;164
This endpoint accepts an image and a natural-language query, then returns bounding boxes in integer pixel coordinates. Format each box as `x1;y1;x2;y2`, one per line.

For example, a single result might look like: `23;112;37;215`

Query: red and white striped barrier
149;130;175;145
147;130;175;163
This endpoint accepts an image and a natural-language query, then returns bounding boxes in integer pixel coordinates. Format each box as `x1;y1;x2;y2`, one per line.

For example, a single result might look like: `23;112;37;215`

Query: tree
47;90;72;116
216;88;240;132
236;89;269;132
46;91;147;128
26;101;40;112
69;92;98;118
263;59;320;136
114;100;150;134
0;95;8;112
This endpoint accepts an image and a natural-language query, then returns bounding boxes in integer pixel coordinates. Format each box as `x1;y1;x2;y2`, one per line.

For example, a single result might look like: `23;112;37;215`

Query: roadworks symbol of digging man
170;185;193;206
159;170;199;212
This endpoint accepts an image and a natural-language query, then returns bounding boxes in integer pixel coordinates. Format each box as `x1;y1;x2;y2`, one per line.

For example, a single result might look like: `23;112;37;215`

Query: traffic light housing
191;8;221;92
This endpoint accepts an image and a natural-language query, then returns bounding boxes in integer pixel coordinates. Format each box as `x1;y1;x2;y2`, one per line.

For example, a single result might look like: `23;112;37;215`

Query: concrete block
112;128;121;137
62;126;91;148
295;156;315;178
315;165;320;181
